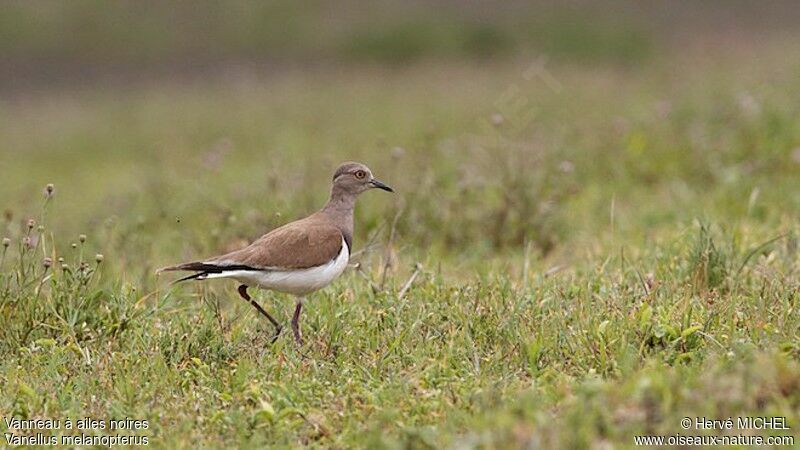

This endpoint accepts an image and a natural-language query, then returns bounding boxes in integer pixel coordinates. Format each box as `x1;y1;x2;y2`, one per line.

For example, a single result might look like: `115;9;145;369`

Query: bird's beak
369;179;394;192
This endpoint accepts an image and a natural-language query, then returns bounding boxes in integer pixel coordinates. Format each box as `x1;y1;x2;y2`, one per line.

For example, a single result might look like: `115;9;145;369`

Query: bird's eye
354;170;366;179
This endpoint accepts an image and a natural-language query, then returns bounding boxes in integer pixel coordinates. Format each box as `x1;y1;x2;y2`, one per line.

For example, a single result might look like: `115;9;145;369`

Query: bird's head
331;161;393;196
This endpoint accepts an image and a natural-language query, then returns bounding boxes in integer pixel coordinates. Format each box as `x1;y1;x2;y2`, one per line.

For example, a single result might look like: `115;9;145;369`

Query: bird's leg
291;298;304;345
238;285;282;342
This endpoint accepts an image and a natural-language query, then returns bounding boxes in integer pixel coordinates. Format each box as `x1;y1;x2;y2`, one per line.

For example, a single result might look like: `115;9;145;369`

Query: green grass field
2;17;800;448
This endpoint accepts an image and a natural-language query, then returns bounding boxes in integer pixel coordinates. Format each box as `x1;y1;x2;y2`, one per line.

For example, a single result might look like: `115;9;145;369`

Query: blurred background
3;0;800;87
1;0;800;282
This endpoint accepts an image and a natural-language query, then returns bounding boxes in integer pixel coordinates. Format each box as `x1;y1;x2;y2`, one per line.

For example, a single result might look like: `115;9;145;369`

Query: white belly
207;239;349;296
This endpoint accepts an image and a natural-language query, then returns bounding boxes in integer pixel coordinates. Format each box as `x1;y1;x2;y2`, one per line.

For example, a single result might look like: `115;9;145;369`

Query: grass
1;43;800;448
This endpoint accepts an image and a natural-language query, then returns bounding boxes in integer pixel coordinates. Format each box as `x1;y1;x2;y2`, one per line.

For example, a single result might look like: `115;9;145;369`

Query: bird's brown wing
209;217;344;270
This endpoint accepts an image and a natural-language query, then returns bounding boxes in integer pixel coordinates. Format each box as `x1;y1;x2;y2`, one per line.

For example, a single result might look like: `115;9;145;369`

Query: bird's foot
271;325;283;344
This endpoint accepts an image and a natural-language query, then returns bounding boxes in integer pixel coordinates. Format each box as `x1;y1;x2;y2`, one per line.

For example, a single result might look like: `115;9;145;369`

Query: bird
158;162;393;345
